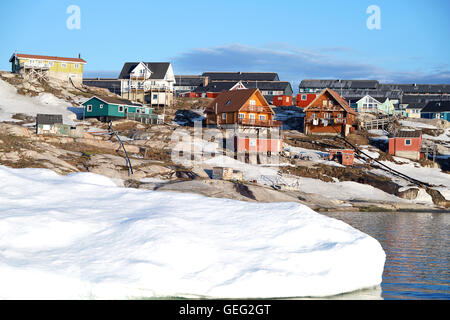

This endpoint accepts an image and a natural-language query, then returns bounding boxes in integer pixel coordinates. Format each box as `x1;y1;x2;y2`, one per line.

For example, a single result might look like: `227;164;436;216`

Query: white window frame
86;105;92;112
74;63;79;69
249;100;256;106
301;94;307;101
118;105;124;113
222;113;227;120
61;63;67;68
405;139;412;146
324;113;330;119
249;113;256;120
238;113;245;119
259;114;266;121
99;104;103;109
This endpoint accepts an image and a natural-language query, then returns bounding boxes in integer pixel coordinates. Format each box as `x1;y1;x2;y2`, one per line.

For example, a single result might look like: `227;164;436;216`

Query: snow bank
0;165;385;299
379;160;450;200
400;120;437;129
0;79;77;124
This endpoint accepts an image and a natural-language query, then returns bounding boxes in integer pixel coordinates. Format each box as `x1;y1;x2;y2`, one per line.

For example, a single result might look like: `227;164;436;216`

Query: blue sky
0;0;449;91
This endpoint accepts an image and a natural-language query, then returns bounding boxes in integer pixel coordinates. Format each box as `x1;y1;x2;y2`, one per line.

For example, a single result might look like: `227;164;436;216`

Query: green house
81;96;150;121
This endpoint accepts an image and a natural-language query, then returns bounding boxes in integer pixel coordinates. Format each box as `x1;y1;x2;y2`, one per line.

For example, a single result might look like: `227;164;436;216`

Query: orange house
303;88;356;137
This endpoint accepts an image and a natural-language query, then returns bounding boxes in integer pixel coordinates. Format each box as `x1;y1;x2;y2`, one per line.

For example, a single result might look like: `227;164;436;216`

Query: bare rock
397;187;419;200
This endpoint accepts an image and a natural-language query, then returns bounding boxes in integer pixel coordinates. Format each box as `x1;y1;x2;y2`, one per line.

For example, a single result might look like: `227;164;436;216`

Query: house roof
305;88;357;115
405;103;427;110
84;95;142;107
118;62;171;80
395;130;422;138
11;53;86;64
420;101;450;113
195;80;293;94
205;88;272;114
300;79;380;90
174;75;206;86
202;72;279;81
36;114;63;125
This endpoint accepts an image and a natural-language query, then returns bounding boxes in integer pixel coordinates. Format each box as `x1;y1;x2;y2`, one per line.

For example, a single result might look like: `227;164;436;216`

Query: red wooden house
296;93;317;108
303;88;357;137
205;88;282;154
273;95;293;106
388;130;422;160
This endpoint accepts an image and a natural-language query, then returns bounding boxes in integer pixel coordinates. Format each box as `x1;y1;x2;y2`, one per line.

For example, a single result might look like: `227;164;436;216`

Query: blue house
81;96;150;121
420;101;450;121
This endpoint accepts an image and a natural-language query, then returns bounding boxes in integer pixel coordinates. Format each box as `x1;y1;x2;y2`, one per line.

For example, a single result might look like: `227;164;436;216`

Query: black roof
300;79;380;90
202;72;279;81
36;114;63;125
119;62;170;80
194;81;293;95
174;75;206;86
396;130;422;138
195;81;236;93
389;84;450;94
420;101;450;113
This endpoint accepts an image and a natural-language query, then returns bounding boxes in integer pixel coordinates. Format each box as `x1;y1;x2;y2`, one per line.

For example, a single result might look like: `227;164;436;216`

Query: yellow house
9;53;87;84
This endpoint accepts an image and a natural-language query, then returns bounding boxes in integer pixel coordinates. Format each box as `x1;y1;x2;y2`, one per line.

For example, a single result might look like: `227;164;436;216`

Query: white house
118;62;176;106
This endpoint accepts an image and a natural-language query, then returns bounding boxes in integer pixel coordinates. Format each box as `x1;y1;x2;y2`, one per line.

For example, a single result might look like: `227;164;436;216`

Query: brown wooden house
303;88;357;136
205;88;281;128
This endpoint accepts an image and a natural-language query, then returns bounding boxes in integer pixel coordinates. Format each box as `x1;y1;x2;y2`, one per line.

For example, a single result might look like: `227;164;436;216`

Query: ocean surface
323;211;450;300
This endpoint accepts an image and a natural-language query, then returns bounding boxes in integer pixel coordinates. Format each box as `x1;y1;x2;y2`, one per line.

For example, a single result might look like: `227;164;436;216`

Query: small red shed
329;149;355;165
388;130;422;160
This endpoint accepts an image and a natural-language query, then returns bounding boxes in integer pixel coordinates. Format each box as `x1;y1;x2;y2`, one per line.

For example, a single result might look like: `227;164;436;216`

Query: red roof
13;53;87;64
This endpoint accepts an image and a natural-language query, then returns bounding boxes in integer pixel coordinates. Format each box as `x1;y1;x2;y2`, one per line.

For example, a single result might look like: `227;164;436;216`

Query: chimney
203;76;209;87
78;53;81;59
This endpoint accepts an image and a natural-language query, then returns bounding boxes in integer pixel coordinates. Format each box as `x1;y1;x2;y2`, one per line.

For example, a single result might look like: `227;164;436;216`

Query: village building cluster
7;51;450;166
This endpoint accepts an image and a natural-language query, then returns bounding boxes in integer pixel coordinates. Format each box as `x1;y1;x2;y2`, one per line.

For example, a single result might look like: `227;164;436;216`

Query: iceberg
0;165;385;299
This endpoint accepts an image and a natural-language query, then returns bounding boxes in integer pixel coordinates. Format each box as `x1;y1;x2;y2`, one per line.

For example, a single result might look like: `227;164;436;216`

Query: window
49;62;54;67
249;114;256;120
259;115;266;121
324;113;330;119
338;113;344;118
222;113;227;120
87;105;92;112
323;100;328;107
405;139;411;146
249;100;256;106
61;63;67;68
301;94;307;101
118;106;124;112
226;99;232;105
153;94;157;99
74;64;79;69
99;104;103;109
278;97;282;101
238;113;245;119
